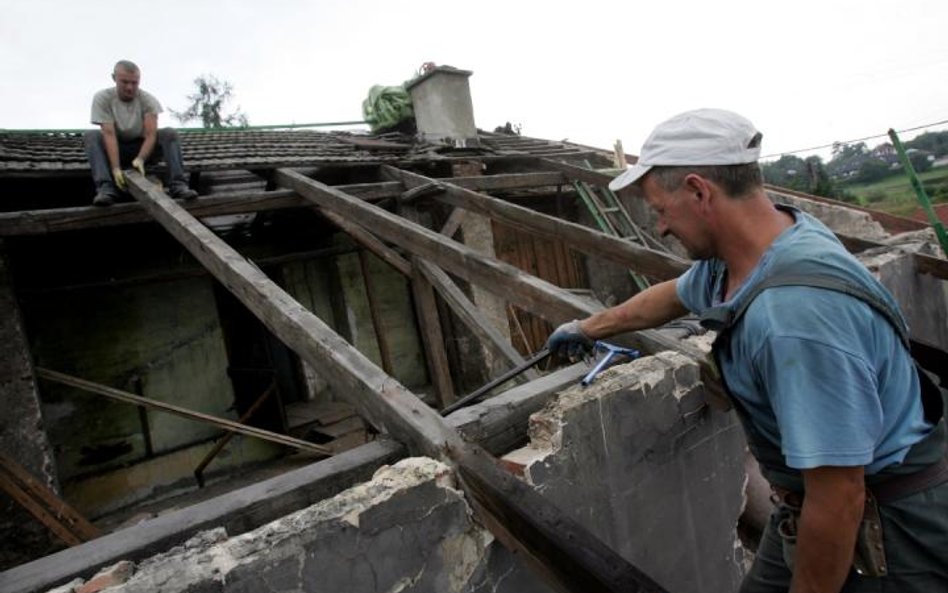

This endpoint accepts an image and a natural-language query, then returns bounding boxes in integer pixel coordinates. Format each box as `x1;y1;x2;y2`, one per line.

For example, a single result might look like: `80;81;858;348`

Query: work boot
92;190;116;207
169;183;198;201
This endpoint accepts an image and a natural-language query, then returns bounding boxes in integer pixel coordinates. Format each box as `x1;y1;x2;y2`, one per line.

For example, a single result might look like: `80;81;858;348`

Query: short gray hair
113;60;140;75
648;163;763;198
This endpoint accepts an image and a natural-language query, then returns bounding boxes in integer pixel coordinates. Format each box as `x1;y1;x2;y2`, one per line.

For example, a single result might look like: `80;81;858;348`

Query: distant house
871;142;898;165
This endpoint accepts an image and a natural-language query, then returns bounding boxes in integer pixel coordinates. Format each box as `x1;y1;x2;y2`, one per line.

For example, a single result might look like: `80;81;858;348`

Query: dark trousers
741;480;948;592
83;128;189;194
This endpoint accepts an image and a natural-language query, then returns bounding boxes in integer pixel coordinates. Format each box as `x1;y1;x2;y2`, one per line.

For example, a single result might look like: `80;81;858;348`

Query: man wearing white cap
546;109;947;592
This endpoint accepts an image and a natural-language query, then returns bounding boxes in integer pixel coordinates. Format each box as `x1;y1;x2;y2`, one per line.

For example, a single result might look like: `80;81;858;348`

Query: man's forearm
102;128;121;171
791;468;864;593
579;279;687;339
137;130;156;161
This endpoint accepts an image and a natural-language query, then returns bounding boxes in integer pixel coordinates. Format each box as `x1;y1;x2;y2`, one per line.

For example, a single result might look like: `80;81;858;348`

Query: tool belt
772;486;888;577
771;453;948;578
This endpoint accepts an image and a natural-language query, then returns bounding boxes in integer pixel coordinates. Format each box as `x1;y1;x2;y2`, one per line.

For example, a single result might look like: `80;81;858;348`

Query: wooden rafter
381;165;689;281
124;171;668;593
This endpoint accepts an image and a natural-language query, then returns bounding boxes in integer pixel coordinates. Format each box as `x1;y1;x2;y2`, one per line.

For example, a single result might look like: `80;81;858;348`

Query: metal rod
35;367;332;456
888;128;948;257
441;348;550;416
193;381;278;488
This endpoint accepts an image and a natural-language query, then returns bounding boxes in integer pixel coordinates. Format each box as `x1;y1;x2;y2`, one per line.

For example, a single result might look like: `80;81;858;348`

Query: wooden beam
915;251;948;280
0;173;573;237
417;259;538;381
1;364;587;593
274;168;600;325
450;171;567;192
439;207;467;238
410;260;456;407
0;451;100;547
381;165;689;281
34;368;332;456
124;172;460;458
400;204;456;407
543;159;948;282
124;172;665;593
539;158;617;188
272;168;707;375
318;208;412;276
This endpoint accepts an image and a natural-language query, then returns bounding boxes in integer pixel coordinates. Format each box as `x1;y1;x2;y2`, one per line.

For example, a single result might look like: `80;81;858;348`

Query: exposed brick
75;561;133;593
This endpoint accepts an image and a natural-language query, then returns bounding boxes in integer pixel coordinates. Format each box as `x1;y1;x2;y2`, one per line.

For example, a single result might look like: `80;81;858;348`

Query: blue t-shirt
676;207;931;474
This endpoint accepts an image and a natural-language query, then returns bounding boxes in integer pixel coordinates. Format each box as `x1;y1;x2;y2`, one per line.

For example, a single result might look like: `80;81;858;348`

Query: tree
762;154;842;199
171;75;248;128
905;131;948;158
855;158;891;183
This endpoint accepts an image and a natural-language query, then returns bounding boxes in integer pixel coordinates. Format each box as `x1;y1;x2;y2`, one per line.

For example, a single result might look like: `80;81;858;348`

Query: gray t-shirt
90;88;163;141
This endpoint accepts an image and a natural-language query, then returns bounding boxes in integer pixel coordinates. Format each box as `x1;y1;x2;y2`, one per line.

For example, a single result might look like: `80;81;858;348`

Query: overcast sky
2;0;946;161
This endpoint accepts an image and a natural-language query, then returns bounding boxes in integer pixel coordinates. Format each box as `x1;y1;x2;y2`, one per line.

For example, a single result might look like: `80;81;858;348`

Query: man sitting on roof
83;60;198;206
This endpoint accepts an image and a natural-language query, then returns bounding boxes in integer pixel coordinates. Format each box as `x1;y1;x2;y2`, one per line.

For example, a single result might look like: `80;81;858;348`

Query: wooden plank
439;207;467;238
124;172;461;459
382;165;688;281
450;171;567;192
34;368;333;456
1;363;584;593
914;251;948;280
0;452;100;547
358;250;395;374
416;259;538;381
542;159;948;282
409;261;456;407
0;440;405;593
318;208;411;276
0;173;571;237
274;168;599;326
399;202;457;407
272;168;708;384
122;172;666;593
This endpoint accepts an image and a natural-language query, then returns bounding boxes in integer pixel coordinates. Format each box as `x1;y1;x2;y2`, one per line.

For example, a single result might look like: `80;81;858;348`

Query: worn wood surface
35;368;332;456
0;173;573;237
384;165;689;281
409;261;456;407
1;364;590;593
0;452;100;547
275;168;599;325
416;258;537;381
125;172;464;459
317;208;411;276
117;178;663;589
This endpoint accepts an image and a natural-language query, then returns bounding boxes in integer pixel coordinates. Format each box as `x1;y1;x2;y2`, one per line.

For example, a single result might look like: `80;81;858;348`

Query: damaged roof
0;128;594;175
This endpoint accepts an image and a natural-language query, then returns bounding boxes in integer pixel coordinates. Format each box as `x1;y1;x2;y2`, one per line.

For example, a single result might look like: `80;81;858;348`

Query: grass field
840;166;948;216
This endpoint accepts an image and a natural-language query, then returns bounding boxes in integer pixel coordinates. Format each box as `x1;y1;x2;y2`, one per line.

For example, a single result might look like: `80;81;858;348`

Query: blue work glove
546;320;593;361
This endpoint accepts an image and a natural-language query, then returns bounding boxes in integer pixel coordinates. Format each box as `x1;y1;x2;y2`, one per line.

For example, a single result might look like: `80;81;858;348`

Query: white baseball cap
608;108;763;191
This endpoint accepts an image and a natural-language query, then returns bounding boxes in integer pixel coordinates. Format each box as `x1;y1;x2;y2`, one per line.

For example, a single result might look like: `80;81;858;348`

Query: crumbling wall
40;353;748;593
500;351;748;593
767;190;891;241
860;244;948;350
0;245;60;570
57;458;495;593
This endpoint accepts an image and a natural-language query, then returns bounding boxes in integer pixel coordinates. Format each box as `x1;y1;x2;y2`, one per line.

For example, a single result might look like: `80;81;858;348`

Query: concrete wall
500;351;748;593
860;244;948;350
22;276;277;517
0;246;60;570
42;353;748;593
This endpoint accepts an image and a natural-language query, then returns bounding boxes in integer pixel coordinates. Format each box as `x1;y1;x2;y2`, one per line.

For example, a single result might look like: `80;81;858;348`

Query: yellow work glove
131;157;145;176
111;167;127;191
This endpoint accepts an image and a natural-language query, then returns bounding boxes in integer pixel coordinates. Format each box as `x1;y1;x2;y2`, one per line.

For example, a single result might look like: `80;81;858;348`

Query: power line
762;118;948;159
